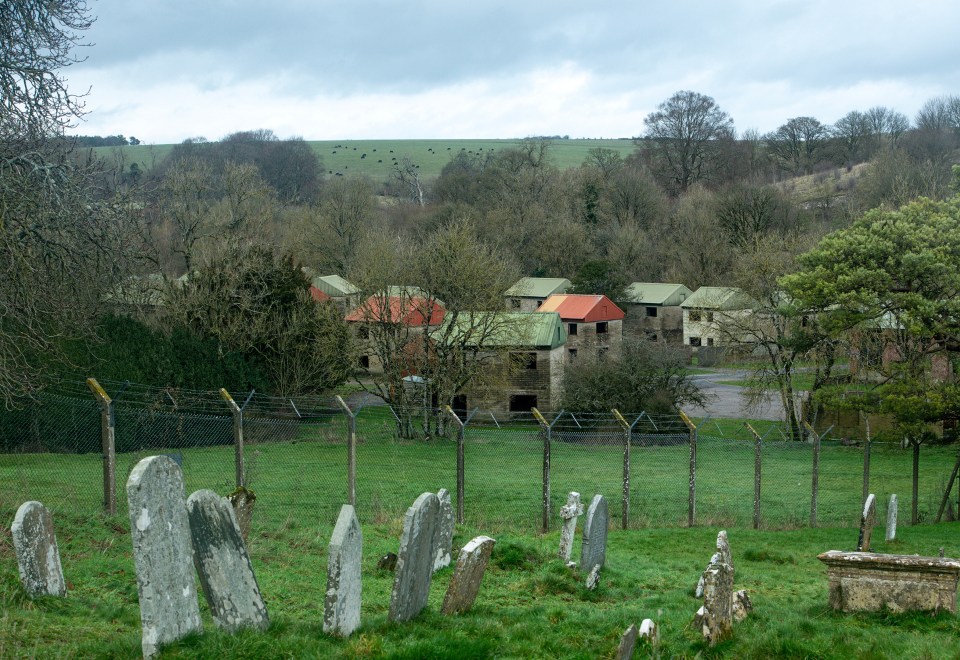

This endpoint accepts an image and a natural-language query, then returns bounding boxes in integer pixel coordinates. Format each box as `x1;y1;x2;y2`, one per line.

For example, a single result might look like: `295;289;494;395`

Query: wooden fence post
612;409;630;530
335;396;357;507
680;410;697;527
805;422;821;528
531;408;551;533
445;406;466;525
87;378;116;515
220;389;245;489
746;423;762;530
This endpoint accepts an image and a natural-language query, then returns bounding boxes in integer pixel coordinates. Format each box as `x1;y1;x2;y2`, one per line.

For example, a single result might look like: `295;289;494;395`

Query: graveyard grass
2;411;960;656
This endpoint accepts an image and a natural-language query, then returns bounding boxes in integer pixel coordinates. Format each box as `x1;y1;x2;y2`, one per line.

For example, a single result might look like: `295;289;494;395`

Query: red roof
536;294;625;323
345;295;446;326
309;286;332;302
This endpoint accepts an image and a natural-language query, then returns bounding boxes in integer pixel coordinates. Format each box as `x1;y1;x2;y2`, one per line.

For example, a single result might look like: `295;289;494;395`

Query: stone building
536;294;624;364
621;282;692;344
504;277;572;312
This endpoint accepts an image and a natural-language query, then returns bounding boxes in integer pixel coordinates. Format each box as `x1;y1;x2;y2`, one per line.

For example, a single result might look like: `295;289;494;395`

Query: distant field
88;138;638;182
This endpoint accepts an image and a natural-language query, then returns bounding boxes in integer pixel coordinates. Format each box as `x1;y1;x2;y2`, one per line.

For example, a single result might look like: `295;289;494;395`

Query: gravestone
696;531;732;597
11;501;66;598
432;488;454;572
638;619;659;646
324;504;362;636
886;494;898;542
186;489;269;633
733;589;753;622
127;456;201;658
614;623;638;660
558;492;584;563
697;562;734;646
389;492;440;622
580;495;608;584
856;493;877;551
441;535;496;615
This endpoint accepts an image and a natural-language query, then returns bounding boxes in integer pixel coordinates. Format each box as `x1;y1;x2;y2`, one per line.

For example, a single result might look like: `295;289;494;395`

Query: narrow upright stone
127;456;201;658
187;490;269;633
11;501;66;598
324;504;363;636
432;488;454;572
441;535;496;615
580;494;608;582
614;623;638;660
886;494;898;542
857;493;877;551
638;619;659;646
699;562;734;646
558;492;584;562
716;530;733;571
389;492;440;622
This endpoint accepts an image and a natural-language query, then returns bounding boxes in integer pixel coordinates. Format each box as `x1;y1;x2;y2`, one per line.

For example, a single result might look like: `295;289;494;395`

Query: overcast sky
65;1;960;144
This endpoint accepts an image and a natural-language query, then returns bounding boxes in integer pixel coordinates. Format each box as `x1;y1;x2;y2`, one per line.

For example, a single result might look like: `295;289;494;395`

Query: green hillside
89;138;637;181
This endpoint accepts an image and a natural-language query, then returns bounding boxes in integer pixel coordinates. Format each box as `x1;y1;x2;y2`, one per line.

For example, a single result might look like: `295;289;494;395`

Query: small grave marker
11;501;66;598
389;492;440;622
324;504;362;636
441;535;496;615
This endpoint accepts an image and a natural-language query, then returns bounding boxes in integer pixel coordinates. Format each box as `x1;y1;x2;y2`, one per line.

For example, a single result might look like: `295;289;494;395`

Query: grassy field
88;138;637;183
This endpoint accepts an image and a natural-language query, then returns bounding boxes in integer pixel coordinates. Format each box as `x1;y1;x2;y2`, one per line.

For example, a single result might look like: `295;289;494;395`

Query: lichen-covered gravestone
857;493;877;551
389;492;440;622
697;562;734;646
324;504;362;636
580;494;608;587
127;455;201;658
441;535;496;615
697;530;733;597
186;489;269;633
886;494;898;542
11;501;66;598
432;488;454;572
558;491;584;563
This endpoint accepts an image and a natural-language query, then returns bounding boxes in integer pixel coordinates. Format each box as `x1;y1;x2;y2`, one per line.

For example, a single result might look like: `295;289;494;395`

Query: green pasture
88;138;637;183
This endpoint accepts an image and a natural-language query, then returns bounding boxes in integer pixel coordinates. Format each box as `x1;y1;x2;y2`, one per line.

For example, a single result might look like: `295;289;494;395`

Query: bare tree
764;116;830;176
392;156;426;206
309;175;376;274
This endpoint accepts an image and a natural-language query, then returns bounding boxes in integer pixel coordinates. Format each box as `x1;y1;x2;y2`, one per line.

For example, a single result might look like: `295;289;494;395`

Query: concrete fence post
747;423;762;530
805;421;820;528
680;410;697;527
220;389;245;489
445;406;466;524
335;396;357;507
87;378;116;515
531;408;551;533
612;409;631;530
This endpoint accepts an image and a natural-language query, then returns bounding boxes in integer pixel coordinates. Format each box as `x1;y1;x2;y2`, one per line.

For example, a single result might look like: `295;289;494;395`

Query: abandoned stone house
305;272;361;314
504;277;572;312
681;286;757;349
535;293;625;365
621;282;692;344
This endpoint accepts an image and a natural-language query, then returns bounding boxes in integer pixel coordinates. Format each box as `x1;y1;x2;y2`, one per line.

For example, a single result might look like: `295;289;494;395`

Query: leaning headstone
227;487;256;544
11;501;66;598
638;619;659;647
697;562;734;646
186;489;269;633
324;504;362;636
886;494;898;542
441;535;496;615
432;488;454;572
127;456;201;658
856;493;877;551
580;494;608;583
389;492;440;622
558;491;584;563
614;623;638;660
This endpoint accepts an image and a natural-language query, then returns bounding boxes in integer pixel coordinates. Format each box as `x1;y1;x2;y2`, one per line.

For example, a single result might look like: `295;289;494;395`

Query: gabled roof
624;282;692;306
309;286;332;302
505;277;572;299
312;274;360;297
536;294;625;323
345;294;445;326
680;287;755;311
435;311;566;349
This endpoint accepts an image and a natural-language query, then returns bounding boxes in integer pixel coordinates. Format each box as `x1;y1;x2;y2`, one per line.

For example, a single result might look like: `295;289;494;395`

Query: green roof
505;277;572;299
434;311;566;349
680;287;755;310
312;274;359;297
624;282;692;306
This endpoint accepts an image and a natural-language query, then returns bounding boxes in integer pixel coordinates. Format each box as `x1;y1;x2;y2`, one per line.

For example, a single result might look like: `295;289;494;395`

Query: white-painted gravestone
857;493;877;551
324;504;362;636
580;494;608;587
432;488;454;572
441;535;496;615
558;491;584;563
127;456;201;658
886;494;898;542
389;492;440;622
11;501;66;598
186;489;269;633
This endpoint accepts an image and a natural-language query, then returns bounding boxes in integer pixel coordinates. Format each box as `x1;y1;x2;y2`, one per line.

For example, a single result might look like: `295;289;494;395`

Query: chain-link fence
2;379;959;538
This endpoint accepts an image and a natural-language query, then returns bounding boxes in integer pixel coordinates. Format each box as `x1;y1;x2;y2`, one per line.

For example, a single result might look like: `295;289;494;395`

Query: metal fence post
612;409;631;530
531;408;551;533
445;406;466;524
220;389;245;489
335;396;357;507
680;410;697;527
87;378;116;515
805;422;820;528
747;423;762;530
